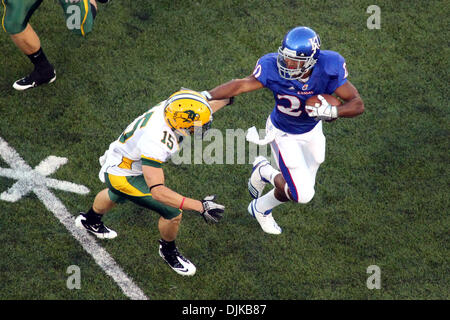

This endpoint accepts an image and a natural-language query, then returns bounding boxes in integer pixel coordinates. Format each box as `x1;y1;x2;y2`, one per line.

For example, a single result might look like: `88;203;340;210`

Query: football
305;94;342;108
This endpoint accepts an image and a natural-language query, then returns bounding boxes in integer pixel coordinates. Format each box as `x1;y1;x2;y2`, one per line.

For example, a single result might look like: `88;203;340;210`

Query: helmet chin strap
295;63;314;81
298;76;309;83
289;68;310;82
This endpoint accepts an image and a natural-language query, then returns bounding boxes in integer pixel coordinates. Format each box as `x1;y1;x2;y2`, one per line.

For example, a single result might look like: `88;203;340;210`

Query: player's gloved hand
305;95;338;121
200;195;224;223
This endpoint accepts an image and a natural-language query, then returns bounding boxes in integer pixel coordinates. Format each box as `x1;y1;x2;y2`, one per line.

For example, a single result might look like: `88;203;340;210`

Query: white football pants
266;116;326;203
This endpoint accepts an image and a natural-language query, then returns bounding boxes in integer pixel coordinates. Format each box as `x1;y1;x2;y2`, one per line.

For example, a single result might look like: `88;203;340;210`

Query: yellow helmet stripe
168;94;208;105
166;92;212;113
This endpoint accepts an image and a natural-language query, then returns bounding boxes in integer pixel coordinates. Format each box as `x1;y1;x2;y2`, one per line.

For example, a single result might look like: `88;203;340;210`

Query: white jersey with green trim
98;101;181;180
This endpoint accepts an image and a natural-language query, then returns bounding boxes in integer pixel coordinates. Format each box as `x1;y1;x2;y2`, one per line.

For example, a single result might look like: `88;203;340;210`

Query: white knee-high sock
255;189;284;213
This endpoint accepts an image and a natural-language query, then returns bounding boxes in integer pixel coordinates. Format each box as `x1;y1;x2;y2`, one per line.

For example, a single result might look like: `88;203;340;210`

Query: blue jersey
252;50;348;134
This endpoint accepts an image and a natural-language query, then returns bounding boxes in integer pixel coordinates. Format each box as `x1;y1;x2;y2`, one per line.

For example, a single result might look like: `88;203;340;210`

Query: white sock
260;164;280;186
255;189;283;213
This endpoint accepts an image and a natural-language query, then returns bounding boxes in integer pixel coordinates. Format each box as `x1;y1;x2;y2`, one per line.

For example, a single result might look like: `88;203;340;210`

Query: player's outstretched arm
333;81;365;117
209;98;233;113
142;165;224;223
204;75;264;102
143;165;203;212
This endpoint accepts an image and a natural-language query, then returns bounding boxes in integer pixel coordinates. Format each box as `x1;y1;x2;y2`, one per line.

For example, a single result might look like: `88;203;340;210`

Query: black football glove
226;96;235;106
200;195;224;224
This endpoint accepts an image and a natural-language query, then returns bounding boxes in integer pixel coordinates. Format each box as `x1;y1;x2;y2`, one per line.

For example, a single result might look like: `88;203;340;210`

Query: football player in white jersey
75;89;231;276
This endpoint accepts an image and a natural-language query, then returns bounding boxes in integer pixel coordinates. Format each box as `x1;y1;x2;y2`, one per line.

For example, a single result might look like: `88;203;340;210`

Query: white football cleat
159;240;196;276
248;156;271;199
248;199;282;235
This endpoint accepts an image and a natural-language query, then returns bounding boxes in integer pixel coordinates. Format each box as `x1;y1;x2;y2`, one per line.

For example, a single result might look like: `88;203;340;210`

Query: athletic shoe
248;156;271;199
75;212;117;239
248;199;282;235
158;240;196;276
13;68;56;91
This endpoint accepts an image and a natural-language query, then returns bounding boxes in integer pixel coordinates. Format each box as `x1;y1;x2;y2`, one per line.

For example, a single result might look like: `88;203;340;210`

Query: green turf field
0;0;448;300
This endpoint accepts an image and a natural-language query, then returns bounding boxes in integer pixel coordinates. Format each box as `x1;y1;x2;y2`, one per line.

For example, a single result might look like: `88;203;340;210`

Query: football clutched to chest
305;94;342;108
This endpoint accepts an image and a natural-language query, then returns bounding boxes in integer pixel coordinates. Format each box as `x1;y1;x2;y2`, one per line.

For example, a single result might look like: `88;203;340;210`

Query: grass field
0;0;448;302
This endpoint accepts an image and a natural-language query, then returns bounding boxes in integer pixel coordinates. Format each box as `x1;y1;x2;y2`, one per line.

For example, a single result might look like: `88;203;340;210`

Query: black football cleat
13;68;56;91
75;212;117;239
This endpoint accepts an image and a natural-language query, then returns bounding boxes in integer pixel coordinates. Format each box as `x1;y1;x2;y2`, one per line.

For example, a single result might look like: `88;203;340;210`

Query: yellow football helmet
163;89;213;137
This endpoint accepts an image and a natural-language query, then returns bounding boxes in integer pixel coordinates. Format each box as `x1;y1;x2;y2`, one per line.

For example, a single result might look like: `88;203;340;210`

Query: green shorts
2;0;94;36
58;0;95;36
104;173;181;220
2;0;43;34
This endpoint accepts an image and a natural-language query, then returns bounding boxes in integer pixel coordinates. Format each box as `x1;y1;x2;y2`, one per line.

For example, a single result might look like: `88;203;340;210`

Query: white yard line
0;136;148;300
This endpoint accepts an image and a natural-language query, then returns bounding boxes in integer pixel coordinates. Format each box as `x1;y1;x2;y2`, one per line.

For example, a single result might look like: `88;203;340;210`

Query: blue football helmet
277;26;321;80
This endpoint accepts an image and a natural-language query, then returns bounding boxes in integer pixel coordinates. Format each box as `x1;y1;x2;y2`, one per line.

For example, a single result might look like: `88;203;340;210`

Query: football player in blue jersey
201;26;364;235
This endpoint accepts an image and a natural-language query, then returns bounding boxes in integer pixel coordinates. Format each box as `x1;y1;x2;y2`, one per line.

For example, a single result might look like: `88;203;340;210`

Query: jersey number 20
276;94;302;116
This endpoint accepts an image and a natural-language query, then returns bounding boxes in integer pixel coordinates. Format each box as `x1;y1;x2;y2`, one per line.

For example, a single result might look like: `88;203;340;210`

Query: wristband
179;197;186;210
226;96;235;106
